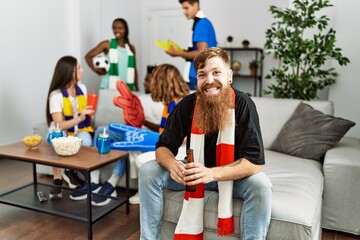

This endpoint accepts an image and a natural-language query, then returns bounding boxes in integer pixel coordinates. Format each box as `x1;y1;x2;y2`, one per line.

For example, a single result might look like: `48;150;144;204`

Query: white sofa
35;90;360;238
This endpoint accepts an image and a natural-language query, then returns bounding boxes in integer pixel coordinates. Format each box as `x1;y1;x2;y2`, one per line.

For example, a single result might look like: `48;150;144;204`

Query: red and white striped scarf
174;88;235;239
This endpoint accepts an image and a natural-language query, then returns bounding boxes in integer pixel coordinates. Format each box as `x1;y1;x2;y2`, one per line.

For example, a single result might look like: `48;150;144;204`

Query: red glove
113;80;145;128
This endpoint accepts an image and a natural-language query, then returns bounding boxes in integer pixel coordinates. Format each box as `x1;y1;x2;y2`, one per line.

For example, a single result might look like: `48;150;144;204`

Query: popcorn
51;136;82;156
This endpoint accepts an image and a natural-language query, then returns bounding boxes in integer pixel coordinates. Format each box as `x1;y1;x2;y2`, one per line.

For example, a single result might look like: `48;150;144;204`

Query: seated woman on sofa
45;56;95;199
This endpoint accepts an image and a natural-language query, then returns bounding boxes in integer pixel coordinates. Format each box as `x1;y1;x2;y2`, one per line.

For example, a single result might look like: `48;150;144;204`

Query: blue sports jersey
190;17;217;80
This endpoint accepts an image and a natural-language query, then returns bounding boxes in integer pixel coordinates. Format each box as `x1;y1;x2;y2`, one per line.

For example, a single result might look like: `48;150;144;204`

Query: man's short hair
179;0;199;5
194;47;230;72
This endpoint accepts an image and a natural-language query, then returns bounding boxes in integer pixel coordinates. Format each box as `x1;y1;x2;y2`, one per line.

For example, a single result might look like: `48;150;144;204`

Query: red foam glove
113;80;145;128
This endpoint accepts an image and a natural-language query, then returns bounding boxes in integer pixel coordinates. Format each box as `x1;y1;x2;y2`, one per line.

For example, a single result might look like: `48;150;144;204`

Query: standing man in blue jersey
166;0;217;90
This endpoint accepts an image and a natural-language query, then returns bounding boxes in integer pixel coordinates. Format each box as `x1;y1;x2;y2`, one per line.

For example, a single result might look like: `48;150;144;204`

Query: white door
148;8;192;81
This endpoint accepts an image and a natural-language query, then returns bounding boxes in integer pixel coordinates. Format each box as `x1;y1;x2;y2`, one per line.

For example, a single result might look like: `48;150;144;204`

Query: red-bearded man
138;47;272;240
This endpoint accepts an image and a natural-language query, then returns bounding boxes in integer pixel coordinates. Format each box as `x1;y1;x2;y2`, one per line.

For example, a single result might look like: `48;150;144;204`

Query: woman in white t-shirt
45;56;96;199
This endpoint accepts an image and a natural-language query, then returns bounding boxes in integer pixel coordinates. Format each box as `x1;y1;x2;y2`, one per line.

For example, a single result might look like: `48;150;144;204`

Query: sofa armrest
322;137;360;235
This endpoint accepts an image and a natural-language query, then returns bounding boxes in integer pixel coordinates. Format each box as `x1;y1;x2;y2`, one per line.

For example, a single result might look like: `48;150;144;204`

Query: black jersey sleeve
156;93;196;157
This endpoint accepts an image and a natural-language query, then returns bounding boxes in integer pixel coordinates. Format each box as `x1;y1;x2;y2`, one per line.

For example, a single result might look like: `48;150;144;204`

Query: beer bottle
186;149;197;192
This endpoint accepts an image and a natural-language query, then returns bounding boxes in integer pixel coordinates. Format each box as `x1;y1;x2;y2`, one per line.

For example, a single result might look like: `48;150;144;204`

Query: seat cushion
162;150;323;240
263;150;323;239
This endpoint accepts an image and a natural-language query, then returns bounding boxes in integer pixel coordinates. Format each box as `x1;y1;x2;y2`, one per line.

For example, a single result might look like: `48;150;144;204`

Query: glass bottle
97;132;111;154
186;149;197;192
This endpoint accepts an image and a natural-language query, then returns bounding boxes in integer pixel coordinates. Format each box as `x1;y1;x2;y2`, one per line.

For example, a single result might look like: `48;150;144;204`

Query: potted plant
249;60;258;76
226;35;233;47
264;0;350;100
242;39;250;48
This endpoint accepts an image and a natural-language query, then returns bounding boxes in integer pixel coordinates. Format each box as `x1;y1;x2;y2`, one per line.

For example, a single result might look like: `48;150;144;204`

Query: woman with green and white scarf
85;18;138;91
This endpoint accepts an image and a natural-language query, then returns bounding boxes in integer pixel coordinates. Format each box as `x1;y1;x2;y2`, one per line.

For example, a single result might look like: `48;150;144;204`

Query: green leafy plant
227;35;233;43
249;60;258;76
264;0;350;100
249;60;258;69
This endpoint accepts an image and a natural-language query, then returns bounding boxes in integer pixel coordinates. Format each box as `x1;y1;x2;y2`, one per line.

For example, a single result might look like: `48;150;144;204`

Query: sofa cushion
251;97;333;149
94;89;125;128
271;102;355;161
162;150;323;239
263;150;323;239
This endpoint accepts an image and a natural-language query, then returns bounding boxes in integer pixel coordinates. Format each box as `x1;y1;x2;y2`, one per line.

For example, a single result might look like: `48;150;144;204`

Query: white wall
0;0;80;145
0;0;359;146
78;0;102;94
329;0;360;138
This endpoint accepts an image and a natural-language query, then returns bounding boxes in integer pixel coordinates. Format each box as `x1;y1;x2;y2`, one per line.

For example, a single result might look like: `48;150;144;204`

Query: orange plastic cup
87;93;99;116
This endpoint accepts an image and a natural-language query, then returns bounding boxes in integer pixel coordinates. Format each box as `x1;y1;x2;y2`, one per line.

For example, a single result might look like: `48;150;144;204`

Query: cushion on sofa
271;102;355;161
251;97;333;149
94;89;125;128
263;150;323;239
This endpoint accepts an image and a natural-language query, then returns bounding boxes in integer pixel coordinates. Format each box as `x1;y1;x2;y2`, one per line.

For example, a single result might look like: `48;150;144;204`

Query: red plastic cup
87;93;99;116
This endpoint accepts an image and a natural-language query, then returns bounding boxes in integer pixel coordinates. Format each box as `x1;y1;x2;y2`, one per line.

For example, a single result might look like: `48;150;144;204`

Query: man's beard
194;82;233;134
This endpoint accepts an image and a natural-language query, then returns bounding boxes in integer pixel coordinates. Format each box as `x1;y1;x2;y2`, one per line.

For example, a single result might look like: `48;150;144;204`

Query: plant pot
250;67;257;76
242;40;250;48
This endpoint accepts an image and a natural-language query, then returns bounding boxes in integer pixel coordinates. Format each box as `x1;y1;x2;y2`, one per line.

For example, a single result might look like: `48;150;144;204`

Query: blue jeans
139;160;272;240
76;131;93;146
112;158;126;176
93;126;126;177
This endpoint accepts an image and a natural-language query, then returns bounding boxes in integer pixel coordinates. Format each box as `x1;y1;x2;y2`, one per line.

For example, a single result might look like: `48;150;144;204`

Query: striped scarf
159;99;177;133
174;89;235;239
108;39;135;90
61;86;94;135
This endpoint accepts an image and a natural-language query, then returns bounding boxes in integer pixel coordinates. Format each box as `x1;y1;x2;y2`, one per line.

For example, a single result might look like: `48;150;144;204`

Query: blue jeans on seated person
93;126;126;177
139;160;272;240
112;158;126;176
76;131;93;146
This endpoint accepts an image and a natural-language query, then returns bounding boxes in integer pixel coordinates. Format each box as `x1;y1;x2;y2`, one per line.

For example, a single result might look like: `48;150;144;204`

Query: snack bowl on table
23;134;42;150
51;136;82;156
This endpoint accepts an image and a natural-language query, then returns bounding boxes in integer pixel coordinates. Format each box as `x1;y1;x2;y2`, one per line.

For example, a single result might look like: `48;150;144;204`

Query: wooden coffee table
0;141;129;240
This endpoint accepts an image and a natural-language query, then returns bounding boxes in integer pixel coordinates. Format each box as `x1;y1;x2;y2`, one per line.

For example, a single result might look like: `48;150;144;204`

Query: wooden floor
0;159;140;240
0;158;359;240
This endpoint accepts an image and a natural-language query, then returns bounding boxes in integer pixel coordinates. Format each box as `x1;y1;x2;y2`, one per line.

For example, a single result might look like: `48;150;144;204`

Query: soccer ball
92;54;110;72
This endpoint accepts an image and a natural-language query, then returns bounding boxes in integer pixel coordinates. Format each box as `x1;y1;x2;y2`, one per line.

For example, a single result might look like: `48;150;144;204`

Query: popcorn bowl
51;136;82;156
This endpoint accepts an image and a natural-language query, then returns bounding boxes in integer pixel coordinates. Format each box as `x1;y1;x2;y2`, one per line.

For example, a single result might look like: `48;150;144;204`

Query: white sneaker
129;192;139;205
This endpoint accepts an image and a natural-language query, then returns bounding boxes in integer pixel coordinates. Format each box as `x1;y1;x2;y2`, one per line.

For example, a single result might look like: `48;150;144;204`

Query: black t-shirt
156;89;265;167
